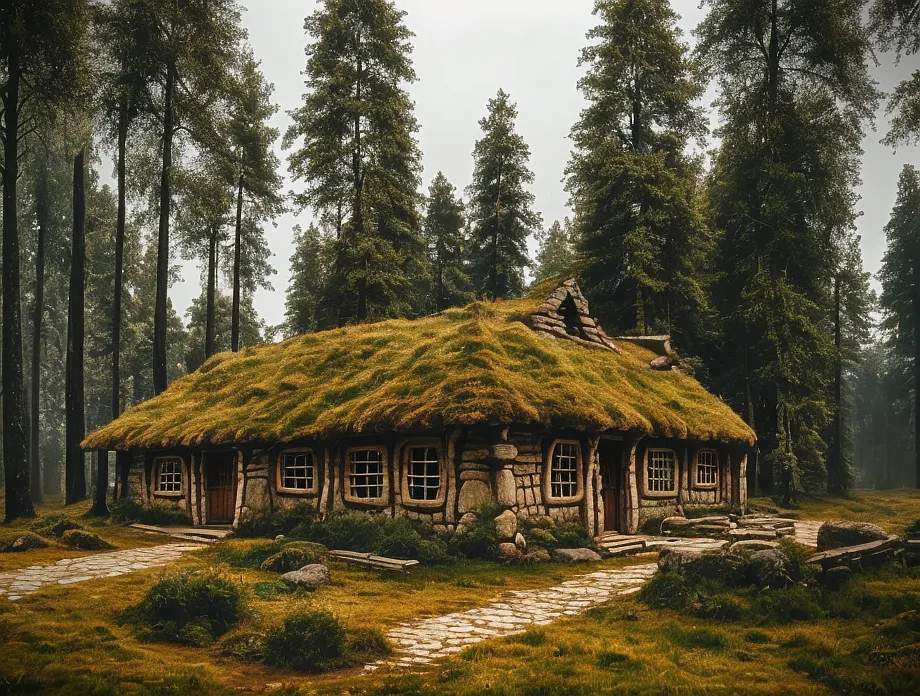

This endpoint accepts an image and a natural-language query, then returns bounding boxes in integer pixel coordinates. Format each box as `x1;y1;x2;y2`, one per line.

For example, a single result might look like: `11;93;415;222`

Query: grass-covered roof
83;292;755;451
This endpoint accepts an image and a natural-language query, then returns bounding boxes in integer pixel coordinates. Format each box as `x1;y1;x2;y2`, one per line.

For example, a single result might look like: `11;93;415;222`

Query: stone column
738;453;748;511
457;447;492;516
679;446;690;505
585;437;600;537
625;439;641;534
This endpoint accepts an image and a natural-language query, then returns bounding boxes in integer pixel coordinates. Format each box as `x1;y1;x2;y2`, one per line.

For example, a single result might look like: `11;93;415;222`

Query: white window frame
543;439;584;504
276;448;319;494
401;441;446;508
153;456;185;497
693;449;719;490
343;446;389;505
643;448;677;498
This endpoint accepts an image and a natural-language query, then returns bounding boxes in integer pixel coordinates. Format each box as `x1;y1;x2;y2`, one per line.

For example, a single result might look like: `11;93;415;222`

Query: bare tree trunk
915;282;920;489
65;147;87;505
110;102;128;503
30;154;49;505
206;227;217;358
490;158;503;301
2;43;34;521
154;64;176;395
231;164;243;352
828;276;845;494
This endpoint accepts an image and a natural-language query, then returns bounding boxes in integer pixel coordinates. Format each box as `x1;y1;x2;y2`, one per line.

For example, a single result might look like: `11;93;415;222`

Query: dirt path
0;544;203;601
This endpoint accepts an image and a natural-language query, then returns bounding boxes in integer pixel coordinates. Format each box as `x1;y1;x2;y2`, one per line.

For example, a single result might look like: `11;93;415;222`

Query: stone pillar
492;442;518;509
232;450;246;528
189;453;201;525
738;453;748;511
625;439;641;534
585;437;600;537
445;428;462;525
679;446;690;505
457;447;492;515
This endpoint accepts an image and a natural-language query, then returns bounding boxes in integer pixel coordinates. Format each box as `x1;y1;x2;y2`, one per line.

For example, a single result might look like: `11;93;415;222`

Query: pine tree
1;0;90;520
424;173;471;312
284;224;330;337
534;219;576;284
228;50;282;352
871;0;920;143
467;90;540;300
696;0;878;499
567;0;711;346
879;164;920;489
285;0;425;324
185;290;264;373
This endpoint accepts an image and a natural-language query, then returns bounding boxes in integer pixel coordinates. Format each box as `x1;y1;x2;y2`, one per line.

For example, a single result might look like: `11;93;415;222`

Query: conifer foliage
466;89;541;300
567;0;711;347
285;0;426;325
423;173;471;312
534;220;576;284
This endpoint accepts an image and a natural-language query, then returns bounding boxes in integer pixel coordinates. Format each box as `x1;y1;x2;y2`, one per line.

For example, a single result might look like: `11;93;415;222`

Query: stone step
601;543;646;557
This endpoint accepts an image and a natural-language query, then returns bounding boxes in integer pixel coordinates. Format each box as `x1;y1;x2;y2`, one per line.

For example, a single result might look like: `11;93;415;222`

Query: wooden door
206;453;237;524
599;440;622;532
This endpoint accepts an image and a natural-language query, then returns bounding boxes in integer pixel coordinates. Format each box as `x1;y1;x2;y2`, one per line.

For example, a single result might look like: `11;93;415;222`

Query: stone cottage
82;280;756;536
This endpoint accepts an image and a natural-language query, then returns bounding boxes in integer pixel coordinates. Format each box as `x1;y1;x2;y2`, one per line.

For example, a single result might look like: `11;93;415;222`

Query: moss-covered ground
2;489;920;694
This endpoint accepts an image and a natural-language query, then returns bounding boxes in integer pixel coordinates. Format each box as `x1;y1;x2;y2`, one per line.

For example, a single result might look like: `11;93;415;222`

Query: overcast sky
169;0;920;331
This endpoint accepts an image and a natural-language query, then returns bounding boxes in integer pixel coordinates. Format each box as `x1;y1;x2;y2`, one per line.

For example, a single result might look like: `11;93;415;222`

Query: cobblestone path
0;544;203;601
793;521;822;547
372;562;658;669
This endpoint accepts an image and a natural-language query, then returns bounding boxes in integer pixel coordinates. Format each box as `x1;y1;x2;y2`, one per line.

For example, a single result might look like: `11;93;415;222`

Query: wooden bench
330;550;420;572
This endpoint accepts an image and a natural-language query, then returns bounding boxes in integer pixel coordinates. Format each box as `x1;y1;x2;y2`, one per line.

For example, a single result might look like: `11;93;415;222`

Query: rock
729;539;780;552
727;528;777;542
60;529;114;551
494;510;518;540
2;532;48;552
498;542;521;559
809;536;902;569
515;532;527;551
457;512;478;531
280;564;331;590
661;516;693;528
748;549;791;588
650;355;674;370
523;548;551;563
657;548;703;573
260;542;328;573
457;479;492;514
496;468;517;507
491;444;518;461
823;565;852;588
817;521;890;551
554;548;602;562
274;534;285;542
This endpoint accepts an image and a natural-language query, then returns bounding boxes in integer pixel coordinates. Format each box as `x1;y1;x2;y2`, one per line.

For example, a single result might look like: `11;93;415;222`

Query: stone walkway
371;562;658;670
0;544;202;602
793;520;822;547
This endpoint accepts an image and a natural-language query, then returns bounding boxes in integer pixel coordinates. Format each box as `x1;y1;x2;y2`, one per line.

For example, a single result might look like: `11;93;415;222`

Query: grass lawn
749;488;920;535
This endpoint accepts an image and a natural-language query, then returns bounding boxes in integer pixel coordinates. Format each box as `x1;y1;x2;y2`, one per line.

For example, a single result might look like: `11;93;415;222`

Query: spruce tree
424;172;471;312
696;0;877;499
567;0;711;346
879;164;920;489
285;0;425;324
284;224;330;337
534;219;576;284
871;0;920;143
466;90;540;300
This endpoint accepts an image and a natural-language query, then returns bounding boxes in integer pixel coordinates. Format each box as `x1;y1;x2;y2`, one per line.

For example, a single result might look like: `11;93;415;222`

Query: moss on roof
83;296;755;451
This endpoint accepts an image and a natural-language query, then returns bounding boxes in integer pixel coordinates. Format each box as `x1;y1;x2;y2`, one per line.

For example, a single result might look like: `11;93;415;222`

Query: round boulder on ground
816;521;890;551
498;542;521;559
747;548;791;588
494;510;518;540
60;529;114;551
657;548;703;573
280;564;331;591
554;547;602;562
260;542;328;573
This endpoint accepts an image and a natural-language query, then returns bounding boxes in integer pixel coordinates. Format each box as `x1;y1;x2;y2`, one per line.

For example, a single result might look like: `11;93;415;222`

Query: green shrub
259;542;328;573
696;594;744;620
110;498;192;526
906;520;920;541
251;581;293;601
60;529;114;551
753;587;823;624
519;515;594;552
449;505;502;560
345;627;392;661
234;502;318;539
124;571;247;646
263;610;347;672
31;513;83;539
213;539;285;569
373;518;450;565
219;632;266;662
639;572;696;612
0;531;49;552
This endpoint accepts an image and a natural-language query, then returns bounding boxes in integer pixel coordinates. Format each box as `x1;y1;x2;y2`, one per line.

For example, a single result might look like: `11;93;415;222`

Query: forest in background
1;0;920;522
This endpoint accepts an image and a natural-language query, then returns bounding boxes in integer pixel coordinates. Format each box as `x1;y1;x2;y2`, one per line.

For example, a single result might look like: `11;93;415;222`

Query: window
645;449;676;494
695;449;718;488
278;450;316;493
407;446;441;501
549;441;580;499
348;448;386;501
155;457;183;495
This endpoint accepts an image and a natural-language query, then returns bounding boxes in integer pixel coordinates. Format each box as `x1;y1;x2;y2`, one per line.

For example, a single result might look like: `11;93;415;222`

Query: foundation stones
457;479;491;514
494;510;517;540
495;469;517;507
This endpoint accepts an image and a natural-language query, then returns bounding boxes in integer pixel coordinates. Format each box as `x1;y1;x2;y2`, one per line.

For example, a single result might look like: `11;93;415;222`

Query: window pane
550;443;579;498
350;449;384;499
157;458;182;493
407;446;440;500
696;450;718;486
647;450;675;492
282;452;314;490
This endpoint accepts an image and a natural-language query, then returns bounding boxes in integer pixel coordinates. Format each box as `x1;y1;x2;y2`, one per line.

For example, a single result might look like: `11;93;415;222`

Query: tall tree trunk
90;450;108;516
353;57;366;322
30;154;49;505
915;284;920;489
231;165;243;351
829;276;845;494
110;101;128;502
490;158;503;301
744;340;758;497
206;227;217;358
2;44;34;521
154;64;176;395
65;147;87;505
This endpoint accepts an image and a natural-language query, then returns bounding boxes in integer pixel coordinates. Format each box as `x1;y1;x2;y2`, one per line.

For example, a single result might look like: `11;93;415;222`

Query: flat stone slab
0;544;201;601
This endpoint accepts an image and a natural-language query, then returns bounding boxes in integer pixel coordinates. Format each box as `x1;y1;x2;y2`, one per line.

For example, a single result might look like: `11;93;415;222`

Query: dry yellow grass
83;297;754;451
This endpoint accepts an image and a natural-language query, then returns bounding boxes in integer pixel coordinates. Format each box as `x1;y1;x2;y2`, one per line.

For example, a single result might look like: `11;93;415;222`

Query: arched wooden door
205;452;238;524
598;439;624;533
